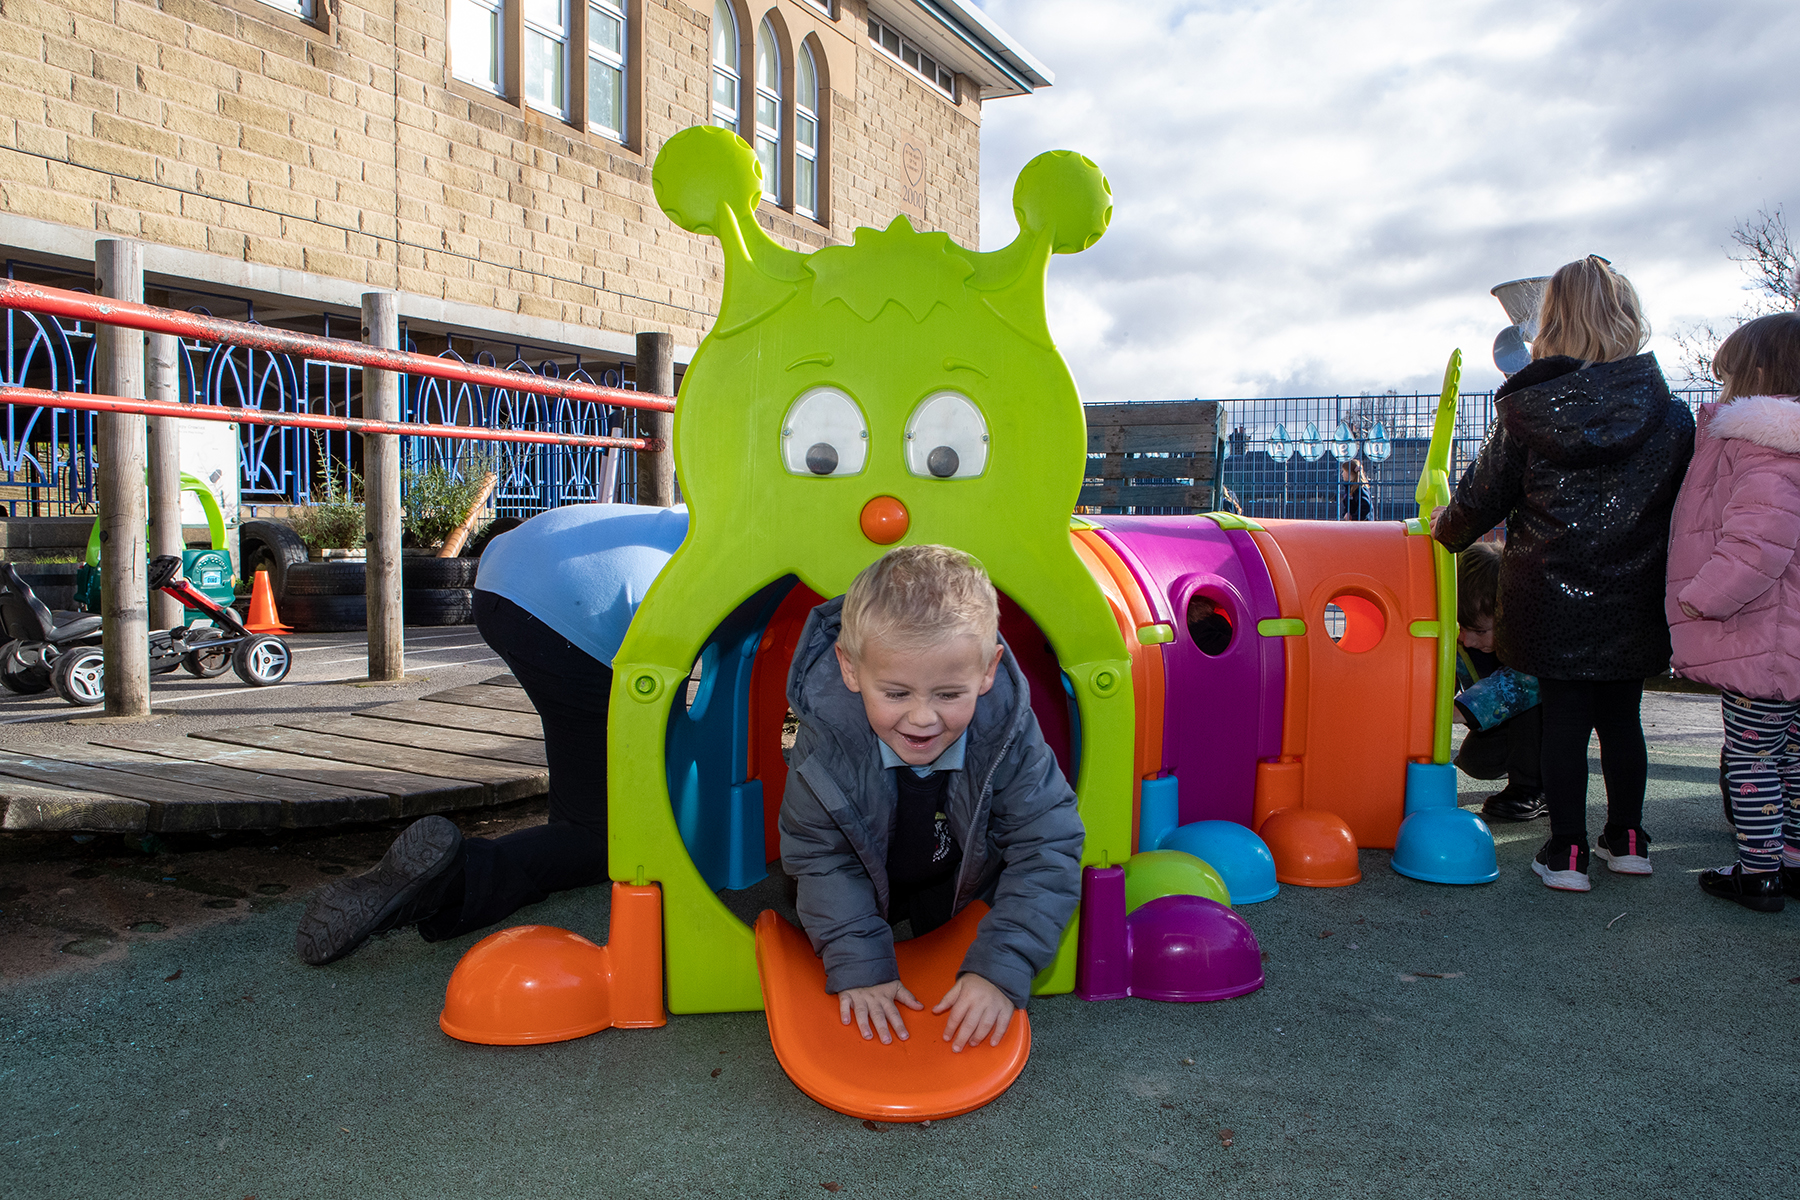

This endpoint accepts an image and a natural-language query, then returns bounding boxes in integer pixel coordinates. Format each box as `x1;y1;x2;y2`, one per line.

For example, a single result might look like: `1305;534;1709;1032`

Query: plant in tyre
402;453;496;547
290;468;366;551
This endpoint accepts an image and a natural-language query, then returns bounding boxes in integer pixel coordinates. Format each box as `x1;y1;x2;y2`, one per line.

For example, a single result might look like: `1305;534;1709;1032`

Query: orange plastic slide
754;903;1031;1122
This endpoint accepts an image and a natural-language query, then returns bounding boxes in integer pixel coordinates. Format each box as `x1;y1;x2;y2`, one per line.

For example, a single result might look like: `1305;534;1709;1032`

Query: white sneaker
1532;839;1592;891
1595;828;1652;875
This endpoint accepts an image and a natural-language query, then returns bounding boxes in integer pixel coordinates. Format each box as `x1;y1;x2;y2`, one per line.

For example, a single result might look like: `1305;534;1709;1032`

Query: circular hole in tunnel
1186;593;1234;657
1324;594;1385;652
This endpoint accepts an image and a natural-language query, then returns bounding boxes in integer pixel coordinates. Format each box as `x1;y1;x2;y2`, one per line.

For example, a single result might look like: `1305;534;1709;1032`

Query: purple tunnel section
1092;516;1285;828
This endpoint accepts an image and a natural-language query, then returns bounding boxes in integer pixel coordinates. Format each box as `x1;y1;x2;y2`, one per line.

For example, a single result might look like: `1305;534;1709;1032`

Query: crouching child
1453;541;1545;822
780;545;1084;1052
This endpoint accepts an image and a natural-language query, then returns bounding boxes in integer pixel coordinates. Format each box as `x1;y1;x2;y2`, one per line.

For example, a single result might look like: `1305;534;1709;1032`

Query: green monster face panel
610;126;1134;1014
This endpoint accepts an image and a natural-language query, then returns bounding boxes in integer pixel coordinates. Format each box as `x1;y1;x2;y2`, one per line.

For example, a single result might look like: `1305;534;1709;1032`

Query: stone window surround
442;0;646;155
716;2;832;229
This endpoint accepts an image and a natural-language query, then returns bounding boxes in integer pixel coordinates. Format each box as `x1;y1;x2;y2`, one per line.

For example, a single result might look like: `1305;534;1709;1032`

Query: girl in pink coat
1666;312;1800;912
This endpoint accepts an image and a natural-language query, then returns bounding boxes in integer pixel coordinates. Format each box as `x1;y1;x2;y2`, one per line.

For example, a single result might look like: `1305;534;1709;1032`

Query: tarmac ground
3;681;1797;1199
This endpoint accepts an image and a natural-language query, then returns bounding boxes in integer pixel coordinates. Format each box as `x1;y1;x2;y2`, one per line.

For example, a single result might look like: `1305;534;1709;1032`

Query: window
587;0;627;140
795;42;819;218
753;20;782;202
451;0;503;93
522;0;569;117
254;0;316;17
868;15;956;99
712;1;740;134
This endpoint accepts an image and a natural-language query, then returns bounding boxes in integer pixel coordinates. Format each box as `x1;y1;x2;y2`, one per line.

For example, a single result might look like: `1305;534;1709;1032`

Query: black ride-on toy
0;562;104;698
11;555;295;707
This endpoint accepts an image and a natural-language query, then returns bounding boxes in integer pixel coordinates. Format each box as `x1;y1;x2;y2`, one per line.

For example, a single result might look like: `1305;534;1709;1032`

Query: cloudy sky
973;0;1800;402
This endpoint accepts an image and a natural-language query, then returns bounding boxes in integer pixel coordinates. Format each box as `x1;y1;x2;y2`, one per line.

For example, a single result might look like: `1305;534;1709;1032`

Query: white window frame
586;0;628;142
753;19;782;203
450;0;504;94
867;15;956;101
253;0;317;17
794;42;820;219
711;0;741;135
522;0;570;119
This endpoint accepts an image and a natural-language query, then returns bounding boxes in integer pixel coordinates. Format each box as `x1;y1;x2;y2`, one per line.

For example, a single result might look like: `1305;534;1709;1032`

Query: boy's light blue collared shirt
878;732;968;777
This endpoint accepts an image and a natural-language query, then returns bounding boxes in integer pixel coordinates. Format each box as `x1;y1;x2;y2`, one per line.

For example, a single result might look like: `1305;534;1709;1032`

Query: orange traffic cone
245;568;291;633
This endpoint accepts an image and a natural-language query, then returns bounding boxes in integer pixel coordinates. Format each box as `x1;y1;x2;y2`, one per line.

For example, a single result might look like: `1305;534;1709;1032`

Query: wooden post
362;292;403;681
635;331;675;506
95;239;150;716
146;332;184;630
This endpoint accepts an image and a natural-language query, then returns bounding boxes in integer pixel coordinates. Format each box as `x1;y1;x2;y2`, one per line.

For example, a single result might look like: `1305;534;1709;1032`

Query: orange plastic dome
440;925;614;1044
1258;808;1362;887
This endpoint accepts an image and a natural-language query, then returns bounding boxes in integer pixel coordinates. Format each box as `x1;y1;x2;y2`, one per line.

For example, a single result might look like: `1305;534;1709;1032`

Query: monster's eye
904;391;988;479
781;387;868;477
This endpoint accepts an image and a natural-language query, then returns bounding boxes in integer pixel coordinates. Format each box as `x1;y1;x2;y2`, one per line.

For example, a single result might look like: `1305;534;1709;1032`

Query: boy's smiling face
836;634;1003;766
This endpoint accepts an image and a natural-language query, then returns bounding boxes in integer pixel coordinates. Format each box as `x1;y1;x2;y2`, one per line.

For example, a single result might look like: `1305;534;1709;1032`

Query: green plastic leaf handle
1416;349;1461;764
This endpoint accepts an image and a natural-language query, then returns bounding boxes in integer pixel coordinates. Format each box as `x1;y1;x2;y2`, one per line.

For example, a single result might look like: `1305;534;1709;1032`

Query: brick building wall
0;0;989;351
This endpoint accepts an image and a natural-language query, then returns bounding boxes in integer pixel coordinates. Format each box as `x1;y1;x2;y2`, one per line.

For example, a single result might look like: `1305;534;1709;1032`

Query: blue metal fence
0;259;643;519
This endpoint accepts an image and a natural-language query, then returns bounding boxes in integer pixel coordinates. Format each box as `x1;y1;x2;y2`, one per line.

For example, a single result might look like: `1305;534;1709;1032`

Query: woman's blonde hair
1714;312;1800;404
839;544;999;662
1532;255;1649;364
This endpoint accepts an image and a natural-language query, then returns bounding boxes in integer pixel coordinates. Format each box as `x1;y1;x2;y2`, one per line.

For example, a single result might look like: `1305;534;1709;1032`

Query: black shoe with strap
1481;784;1547;823
1699;863;1785;913
295;816;465;966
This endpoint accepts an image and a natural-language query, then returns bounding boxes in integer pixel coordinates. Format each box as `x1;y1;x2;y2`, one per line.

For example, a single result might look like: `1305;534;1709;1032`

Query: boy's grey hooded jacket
778;596;1083;1007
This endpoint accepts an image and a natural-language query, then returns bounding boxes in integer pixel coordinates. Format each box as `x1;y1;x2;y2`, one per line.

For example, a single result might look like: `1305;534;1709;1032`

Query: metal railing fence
0;260;657;520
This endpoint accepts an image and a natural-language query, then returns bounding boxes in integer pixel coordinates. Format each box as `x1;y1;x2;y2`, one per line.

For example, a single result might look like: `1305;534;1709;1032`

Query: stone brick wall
0;0;986;341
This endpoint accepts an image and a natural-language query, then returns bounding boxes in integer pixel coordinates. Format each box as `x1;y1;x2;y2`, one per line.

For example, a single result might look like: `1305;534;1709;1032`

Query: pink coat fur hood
1667;394;1800;700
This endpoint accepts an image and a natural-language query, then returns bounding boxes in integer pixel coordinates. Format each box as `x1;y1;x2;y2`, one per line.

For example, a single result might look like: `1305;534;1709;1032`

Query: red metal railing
0;277;676;417
0;386;651;450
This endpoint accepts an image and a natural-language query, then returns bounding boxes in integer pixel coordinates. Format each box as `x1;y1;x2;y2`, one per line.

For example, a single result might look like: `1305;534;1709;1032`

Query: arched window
711;1;740;134
753;19;782;203
794;41;819;218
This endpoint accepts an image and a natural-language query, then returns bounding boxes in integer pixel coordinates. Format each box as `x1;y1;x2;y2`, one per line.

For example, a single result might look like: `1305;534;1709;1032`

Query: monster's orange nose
859;495;910;545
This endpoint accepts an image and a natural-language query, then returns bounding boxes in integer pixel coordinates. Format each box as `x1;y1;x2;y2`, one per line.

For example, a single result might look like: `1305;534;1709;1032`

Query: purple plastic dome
1126;895;1264;1002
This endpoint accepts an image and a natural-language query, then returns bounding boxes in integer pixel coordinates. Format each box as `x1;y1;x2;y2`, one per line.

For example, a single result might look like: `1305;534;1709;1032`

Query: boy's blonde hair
839;544;999;662
1532;255;1650;364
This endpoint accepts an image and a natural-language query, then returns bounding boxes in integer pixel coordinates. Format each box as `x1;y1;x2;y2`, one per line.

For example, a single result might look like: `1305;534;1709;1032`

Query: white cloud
975;0;1800;400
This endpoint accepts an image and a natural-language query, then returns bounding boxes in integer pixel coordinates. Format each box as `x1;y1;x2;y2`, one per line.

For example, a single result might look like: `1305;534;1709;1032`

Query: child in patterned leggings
1666;312;1800;911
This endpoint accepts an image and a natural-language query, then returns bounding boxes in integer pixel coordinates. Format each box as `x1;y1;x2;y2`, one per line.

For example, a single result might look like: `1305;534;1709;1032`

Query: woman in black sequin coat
1434;257;1694;891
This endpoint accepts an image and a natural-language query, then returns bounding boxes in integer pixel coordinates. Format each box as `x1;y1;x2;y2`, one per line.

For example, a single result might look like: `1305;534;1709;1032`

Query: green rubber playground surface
2;690;1789;1199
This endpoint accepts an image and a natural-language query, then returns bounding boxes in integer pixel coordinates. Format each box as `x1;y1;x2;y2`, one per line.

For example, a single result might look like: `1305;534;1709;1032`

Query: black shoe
295;816;464;966
1481;784;1547;823
1532;838;1591;892
1595;826;1653;875
1699;863;1785;913
1785;865;1800;895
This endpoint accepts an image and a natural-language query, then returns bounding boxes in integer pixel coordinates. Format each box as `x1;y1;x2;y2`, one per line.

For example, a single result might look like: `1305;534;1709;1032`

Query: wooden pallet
0;676;551;834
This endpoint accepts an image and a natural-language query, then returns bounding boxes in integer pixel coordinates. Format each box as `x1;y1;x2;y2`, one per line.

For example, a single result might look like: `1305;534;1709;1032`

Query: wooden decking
0;676;548;834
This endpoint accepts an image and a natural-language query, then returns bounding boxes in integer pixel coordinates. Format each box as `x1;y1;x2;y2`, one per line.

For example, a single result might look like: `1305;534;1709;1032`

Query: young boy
1452;541;1546;822
779;545;1083;1053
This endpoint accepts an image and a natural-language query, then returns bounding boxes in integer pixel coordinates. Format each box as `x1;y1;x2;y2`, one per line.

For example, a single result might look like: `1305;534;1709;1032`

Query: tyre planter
277;560;474;630
239;519;308;600
280;592;367;633
401;556;481;589
404;587;475;626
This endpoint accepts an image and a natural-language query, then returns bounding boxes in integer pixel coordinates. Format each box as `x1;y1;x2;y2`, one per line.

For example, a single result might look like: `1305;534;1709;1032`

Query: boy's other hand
838;980;923;1045
933;973;1014;1052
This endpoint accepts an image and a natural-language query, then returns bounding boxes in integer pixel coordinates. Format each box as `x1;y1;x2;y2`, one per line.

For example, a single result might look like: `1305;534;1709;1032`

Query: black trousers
418;591;612;941
1453;705;1543;791
1538;677;1648;845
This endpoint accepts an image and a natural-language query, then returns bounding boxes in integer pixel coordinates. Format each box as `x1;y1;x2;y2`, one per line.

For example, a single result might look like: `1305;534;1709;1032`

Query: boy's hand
838;980;923;1044
932;973;1014;1052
